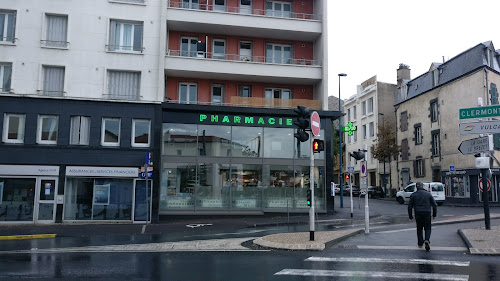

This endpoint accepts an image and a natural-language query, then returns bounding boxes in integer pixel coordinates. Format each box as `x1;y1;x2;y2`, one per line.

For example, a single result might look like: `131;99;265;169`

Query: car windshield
431;184;444;192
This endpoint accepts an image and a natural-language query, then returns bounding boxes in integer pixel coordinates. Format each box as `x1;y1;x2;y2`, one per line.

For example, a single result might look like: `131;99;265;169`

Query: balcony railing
166;50;321;66
168;0;320;21
166;97;322;110
41;40;69;48
37;90;65;97
106;44;145;53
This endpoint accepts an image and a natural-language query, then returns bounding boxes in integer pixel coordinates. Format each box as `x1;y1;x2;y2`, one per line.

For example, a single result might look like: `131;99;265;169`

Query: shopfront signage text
66;166;139;178
199;114;293;127
459;105;500;119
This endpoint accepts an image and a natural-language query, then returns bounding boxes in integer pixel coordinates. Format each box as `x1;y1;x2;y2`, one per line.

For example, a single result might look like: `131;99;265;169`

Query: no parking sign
360;161;367;178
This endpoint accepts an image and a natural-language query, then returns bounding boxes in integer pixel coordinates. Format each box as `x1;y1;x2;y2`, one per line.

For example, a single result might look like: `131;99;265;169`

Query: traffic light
293;105;310;142
312;139;324;153
306;188;312;206
344;173;350;181
350;149;365;160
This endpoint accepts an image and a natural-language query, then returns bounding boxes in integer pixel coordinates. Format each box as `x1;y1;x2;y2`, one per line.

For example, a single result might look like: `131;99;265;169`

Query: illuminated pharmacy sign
199;114;294;128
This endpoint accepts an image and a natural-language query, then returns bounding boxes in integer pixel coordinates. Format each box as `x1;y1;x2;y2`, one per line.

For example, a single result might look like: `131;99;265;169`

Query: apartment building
394;41;500;206
343;75;396;194
0;0;334;224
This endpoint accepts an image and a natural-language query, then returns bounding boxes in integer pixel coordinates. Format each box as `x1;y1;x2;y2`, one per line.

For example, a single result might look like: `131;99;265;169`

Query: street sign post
459;120;500;135
458;135;493;155
360;161;367;178
459;105;500;119
310;111;320;136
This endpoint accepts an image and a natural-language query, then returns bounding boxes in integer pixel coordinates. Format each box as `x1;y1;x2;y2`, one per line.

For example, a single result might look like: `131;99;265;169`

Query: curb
0;234;57;240
457;229;473;254
457;228;500;255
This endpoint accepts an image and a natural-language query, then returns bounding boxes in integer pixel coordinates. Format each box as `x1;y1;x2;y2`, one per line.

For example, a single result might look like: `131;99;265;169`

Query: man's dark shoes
424;240;430;251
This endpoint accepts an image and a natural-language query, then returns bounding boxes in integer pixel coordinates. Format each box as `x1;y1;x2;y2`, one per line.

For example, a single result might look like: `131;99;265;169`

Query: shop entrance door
479;177;498;203
35;178;57;223
133;179;152;223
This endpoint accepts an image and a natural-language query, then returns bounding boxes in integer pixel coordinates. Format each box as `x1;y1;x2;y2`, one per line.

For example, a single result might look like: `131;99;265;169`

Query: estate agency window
0;178;36;221
445;175;470;198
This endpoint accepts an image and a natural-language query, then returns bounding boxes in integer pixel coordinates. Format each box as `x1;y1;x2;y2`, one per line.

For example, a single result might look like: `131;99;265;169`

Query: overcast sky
327;0;500;100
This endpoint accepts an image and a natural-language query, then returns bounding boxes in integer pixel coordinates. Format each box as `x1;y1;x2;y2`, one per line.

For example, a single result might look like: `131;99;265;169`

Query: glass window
431;101;438;122
180;37;198;57
416;159;424;177
363;124;367;139
182;0;199;9
239;85;252;97
101;118;120;146
231;126;263;157
266;43;292;64
211;84;224;105
43;66;65;96
264;88;292;99
0;10;16;43
162;124;198;156
109;20;143;52
432;132;440;156
362;100;367;116
2;113;25;143
198;125;231;157
230;163;262;209
445;175;470;198
70;116;90;145
0;178;36;221
265;1;291;18
264;127;294;158
415;125;422;145
353;106;357;121
37;115;58;144
239;42;252;61
214;0;226;11
108;71;141;101
369;122;374;138
367;97;374;114
160;162;197;211
263;164;295;209
347;109;351;122
44;14;68;48
179;83;197;104
212;39;226;59
0;62;12;93
132;119;150;147
196;162;231;209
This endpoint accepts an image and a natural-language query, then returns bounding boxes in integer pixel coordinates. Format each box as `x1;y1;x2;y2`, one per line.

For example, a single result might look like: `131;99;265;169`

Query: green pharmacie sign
199;114;294;127
459;105;500;120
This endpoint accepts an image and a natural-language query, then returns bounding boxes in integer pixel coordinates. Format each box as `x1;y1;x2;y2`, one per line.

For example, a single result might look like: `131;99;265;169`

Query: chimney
397;63;411;87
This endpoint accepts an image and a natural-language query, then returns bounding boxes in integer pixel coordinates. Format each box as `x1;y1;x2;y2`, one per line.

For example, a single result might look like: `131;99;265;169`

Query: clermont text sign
459;105;500;120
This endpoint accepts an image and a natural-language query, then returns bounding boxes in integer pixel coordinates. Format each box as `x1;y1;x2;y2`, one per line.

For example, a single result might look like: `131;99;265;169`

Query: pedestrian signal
306;188;312;207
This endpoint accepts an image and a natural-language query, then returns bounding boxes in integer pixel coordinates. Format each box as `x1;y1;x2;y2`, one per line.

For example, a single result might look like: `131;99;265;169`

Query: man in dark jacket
408;182;437;251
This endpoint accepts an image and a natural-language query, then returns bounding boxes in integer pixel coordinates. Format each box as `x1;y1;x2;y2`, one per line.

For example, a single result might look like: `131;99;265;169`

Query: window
214;0;226;11
430;99;438;122
400;111;408;131
0;62;11;93
362;100;366;116
0;10;16;43
42;66;65;96
113;0;146;4
240;0;252;14
266;1;291;18
37;115;58;144
101;118;121;146
132;119;150;147
212;39;226;60
182;0;199;9
211;84;224;105
108;70;140;100
432;69;439;87
367;97;373;114
353;106;357;121
2;113;25;143
239;85;251;97
70;116;90;145
414;124;422;145
239;41;252;61
180;37;198;57
109;20;143;52
347;134;352;144
43;14;68;48
347;109;351;122
353;130;357;142
266;43;292;64
432;131;440;157
369;122;374;138
265;88;291;99
401;138;408;161
179;83;197;104
415;158;425;178
363;124;367;139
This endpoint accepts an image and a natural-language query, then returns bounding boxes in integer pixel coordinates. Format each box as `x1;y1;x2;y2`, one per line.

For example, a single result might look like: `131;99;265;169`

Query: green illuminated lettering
268;118;275;125
245;117;254;124
200;114;207;122
222;116;230;123
258;117;265;124
234;116;241;123
211;115;218;122
279;118;283;125
286;119;293;126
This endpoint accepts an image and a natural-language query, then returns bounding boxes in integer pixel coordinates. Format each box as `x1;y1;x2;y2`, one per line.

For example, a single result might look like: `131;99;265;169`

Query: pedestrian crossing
275;256;470;280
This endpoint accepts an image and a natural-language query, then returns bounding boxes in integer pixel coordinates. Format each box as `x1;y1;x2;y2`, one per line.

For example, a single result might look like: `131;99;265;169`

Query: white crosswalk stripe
275;256;470;280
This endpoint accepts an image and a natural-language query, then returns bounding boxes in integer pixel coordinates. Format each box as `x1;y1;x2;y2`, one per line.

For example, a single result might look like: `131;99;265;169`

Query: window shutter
401;139;408;160
413;160;417;177
133;24;143;52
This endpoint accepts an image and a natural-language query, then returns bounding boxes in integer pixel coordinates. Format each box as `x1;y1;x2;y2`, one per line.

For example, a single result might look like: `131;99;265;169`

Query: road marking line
275;269;469;280
306;257;470;267
376;227;414;233
0;234;56;240
356;245;468;251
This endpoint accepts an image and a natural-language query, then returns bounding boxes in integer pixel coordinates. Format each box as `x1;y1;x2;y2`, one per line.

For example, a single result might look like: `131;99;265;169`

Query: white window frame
180;36;198;57
0;10;16;43
110;0;146;5
369;122;374;138
361;100;367;116
214;0;226;11
353;106;357;121
182;0;200;9
431;101;438;122
0;62;12;93
347;108;351;122
211;84;224;105
353;130;357;142
265;1;291;18
416;159;424;177
265;88;292;99
70;116;90;145
432;133;440;156
367;97;373;115
212;39;226;60
42;65;65;96
109;19;143;53
2;113;25;144
132;119;150;147
239;41;252;61
363;124;367;140
266;43;292;64
107;70;141;101
101;118;121;147
416;126;422;145
179;82;198;104
240;0;252;14
43;14;69;49
37;115;59;145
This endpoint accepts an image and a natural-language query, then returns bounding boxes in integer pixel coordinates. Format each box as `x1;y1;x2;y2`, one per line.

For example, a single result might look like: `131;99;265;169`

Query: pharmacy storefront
160;104;337;215
0;165;59;223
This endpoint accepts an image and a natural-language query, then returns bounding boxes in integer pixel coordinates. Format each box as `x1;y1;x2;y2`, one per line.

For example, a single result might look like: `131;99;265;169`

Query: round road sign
479;178;491;191
311;111;320;136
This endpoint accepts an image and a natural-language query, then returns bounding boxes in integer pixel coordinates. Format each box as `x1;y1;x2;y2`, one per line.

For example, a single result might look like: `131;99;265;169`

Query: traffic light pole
349;173;353;218
309;132;315;241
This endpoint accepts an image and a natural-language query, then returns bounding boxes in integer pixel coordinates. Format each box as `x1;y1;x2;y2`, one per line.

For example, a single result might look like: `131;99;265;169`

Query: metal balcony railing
166;50;321;66
37;90;65;97
167;0;320;21
165;96;322;110
106;45;145;53
0;37;17;43
41;40;70;48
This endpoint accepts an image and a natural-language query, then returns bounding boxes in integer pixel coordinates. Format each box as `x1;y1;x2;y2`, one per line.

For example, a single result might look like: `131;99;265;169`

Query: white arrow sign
458;135;493;155
459;120;500;135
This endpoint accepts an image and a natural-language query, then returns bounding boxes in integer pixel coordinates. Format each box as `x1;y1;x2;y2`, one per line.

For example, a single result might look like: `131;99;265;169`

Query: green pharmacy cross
343;122;357;136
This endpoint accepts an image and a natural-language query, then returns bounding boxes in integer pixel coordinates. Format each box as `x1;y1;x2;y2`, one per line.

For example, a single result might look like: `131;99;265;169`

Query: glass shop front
160;113;326;214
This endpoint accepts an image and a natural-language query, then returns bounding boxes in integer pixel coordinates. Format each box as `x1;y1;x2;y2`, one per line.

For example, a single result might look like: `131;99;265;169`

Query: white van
396;182;445;206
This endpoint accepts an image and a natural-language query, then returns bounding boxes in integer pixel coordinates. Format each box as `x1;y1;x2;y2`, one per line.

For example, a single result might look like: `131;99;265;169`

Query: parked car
333;184;341;195
396;182;445;206
343;185;360;196
361;186;385;198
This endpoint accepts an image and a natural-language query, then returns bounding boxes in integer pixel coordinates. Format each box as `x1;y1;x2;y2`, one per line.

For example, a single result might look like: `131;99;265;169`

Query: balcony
165;50;322;85
167;1;322;41
166;96;322;110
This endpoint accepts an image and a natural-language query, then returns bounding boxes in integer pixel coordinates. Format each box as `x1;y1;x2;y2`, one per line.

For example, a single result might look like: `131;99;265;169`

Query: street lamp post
338;73;347;208
378;113;386;197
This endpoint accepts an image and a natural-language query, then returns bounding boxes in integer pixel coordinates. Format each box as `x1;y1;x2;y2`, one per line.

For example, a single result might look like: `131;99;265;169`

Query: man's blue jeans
415;211;432;246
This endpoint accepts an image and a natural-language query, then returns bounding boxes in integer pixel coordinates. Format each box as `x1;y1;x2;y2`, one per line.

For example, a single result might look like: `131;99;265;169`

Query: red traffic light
345;173;350;180
312;139;324;153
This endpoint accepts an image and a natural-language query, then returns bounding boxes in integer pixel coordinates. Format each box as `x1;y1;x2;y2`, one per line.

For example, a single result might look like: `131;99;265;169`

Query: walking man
408;182;437;251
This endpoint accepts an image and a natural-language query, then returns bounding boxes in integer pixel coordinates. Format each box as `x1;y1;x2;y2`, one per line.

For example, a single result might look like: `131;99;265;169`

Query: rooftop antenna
442;56;445;63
